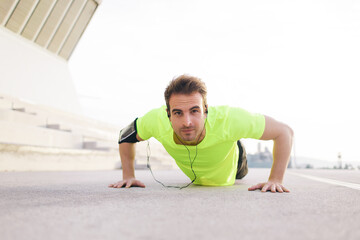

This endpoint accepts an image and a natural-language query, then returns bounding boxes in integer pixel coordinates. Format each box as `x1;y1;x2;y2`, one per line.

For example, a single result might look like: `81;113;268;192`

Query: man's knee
236;140;248;179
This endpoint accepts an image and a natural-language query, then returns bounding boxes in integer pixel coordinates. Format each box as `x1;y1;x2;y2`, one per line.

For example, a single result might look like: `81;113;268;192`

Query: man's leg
236;140;248;179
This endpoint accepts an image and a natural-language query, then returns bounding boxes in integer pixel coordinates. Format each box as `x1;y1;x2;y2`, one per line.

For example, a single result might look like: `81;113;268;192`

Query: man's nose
183;114;192;127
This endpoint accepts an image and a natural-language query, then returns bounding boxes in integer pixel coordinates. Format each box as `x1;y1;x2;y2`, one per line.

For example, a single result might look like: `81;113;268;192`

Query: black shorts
236;140;248;179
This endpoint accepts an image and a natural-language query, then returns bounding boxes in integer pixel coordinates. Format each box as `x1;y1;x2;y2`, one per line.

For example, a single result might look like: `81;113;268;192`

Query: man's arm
108;132;146;188
248;115;294;193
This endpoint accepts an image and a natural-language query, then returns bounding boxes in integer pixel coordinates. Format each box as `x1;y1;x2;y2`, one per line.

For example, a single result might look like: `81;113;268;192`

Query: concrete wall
0;26;81;114
0;143;119;171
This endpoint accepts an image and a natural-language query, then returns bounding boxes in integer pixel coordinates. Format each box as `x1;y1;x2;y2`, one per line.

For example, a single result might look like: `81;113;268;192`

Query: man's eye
192;109;199;113
174;112;181;115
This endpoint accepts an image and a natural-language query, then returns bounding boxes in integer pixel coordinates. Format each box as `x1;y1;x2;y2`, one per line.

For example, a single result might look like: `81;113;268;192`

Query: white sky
69;0;360;164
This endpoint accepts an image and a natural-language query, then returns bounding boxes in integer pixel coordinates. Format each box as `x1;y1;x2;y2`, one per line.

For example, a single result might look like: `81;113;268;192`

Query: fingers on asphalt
282;185;290;193
108;180;146;188
248;183;261;191
108;181;126;188
261;184;269;192
125;181;132;188
249;183;290;193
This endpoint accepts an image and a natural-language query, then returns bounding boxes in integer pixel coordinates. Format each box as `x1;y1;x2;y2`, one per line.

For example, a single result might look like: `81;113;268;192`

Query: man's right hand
108;178;146;188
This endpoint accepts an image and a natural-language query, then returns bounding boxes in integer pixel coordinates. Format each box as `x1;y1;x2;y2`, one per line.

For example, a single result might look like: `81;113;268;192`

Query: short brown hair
164;74;207;110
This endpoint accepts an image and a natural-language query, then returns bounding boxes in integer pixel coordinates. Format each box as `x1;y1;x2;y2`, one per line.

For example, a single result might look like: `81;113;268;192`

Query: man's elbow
284;124;294;143
274;123;294;143
261;116;294;142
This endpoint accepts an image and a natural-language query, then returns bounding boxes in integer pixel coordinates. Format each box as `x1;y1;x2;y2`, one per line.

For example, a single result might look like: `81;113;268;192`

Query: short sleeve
227;107;265;140
136;106;166;140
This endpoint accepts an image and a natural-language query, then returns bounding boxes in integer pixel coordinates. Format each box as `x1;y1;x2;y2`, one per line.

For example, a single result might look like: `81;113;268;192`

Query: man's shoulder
136;105;171;140
209;105;263;124
137;106;167;126
142;105;167;117
209;105;265;139
209;105;246;117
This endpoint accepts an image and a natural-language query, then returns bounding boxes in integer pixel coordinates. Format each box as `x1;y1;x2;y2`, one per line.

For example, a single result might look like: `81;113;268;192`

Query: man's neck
173;130;206;146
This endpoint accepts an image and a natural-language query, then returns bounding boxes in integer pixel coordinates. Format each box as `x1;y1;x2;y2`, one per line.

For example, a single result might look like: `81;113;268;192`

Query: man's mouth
181;128;195;133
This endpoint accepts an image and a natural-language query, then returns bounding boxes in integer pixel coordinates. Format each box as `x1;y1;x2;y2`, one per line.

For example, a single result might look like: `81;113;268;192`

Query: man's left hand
248;181;290;193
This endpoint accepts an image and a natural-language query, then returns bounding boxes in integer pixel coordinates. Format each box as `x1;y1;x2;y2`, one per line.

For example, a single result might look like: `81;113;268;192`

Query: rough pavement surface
1;168;359;240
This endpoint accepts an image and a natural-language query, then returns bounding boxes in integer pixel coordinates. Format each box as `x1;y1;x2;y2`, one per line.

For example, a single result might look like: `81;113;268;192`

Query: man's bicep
260;115;291;141
118;119;140;144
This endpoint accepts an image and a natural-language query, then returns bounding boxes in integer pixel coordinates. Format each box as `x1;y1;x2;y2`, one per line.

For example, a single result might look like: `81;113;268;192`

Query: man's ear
166;108;170;118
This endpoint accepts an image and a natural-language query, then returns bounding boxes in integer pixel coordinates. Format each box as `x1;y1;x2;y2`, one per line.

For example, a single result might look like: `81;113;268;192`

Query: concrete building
0;0;124;171
0;0;101;112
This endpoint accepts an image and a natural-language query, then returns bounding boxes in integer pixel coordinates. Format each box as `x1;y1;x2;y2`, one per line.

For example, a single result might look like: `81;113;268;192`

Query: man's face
168;92;207;145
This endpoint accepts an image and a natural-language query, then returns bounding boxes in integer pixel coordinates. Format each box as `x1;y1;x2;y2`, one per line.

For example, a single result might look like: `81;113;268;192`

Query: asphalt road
1;168;359;240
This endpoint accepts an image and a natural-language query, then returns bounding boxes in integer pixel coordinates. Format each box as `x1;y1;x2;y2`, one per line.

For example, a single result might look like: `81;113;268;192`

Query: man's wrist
268;174;284;183
123;176;135;180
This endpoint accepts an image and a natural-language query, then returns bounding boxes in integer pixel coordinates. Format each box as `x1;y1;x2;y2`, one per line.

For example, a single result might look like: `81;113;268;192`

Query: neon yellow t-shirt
137;105;265;186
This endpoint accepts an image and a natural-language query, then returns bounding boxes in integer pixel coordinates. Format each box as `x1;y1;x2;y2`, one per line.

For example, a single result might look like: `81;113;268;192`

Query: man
109;75;293;193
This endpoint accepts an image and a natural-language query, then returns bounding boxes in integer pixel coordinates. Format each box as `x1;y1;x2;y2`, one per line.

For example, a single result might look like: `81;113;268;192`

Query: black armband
118;118;139;144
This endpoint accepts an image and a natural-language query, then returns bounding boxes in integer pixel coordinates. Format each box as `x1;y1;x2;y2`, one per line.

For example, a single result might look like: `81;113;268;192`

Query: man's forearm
119;143;136;179
268;129;293;183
